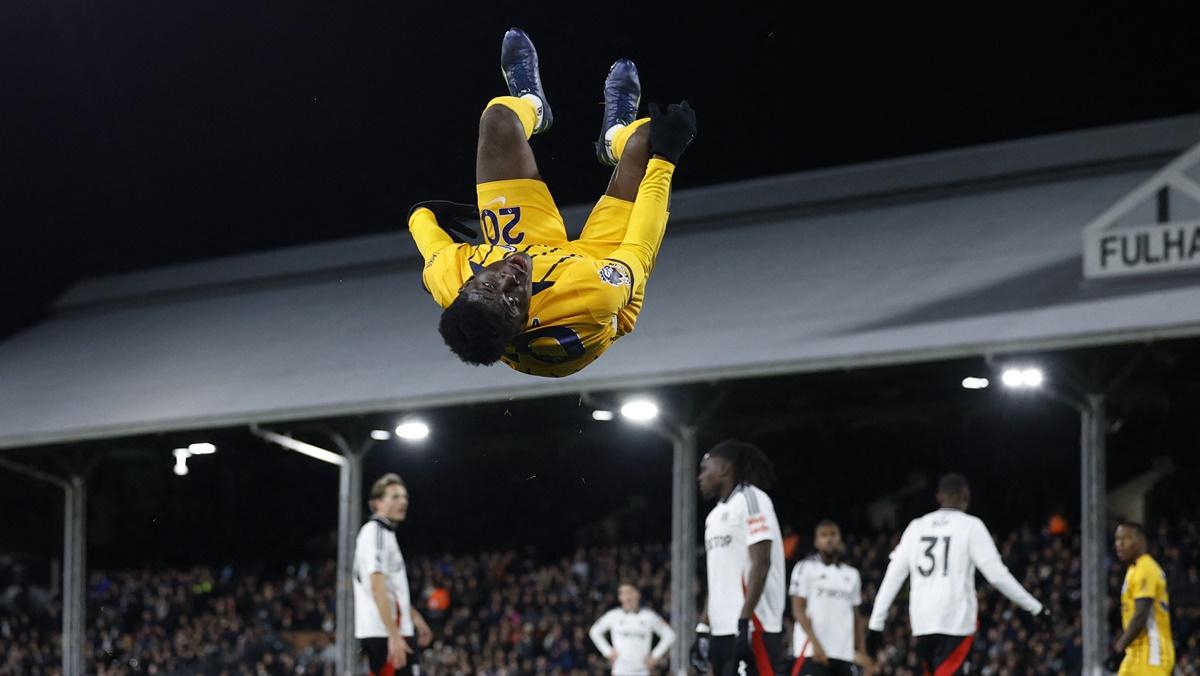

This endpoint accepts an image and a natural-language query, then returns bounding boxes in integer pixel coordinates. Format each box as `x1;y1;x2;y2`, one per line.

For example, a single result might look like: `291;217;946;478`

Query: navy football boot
595;58;642;166
500;28;553;135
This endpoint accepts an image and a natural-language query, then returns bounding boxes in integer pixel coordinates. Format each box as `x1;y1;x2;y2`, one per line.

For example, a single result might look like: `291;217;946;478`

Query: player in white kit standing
789;520;873;676
353;473;434;676
699;440;786;676
589;580;677;674
866;474;1049;675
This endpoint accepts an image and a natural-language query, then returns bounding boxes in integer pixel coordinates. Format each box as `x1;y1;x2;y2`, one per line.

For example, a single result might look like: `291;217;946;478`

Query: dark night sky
3;2;1200;339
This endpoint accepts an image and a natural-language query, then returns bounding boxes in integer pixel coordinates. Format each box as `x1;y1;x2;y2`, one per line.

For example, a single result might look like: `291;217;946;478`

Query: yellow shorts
475;179;634;258
476;179;649;333
476;179;567;247
1119;658;1174;676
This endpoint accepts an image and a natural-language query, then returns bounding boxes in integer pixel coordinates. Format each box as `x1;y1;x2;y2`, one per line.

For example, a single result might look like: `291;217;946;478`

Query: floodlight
619;399;659;423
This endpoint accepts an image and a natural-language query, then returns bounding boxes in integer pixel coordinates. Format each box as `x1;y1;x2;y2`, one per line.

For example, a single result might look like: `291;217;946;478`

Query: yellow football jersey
416;242;638;376
1120;553;1175;671
409;159;674;377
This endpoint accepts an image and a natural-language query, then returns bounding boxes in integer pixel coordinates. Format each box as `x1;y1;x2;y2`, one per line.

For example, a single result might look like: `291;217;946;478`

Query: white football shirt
868;508;1042;636
704;483;785;636
789;556;861;662
353;515;414;639
588;607;676;675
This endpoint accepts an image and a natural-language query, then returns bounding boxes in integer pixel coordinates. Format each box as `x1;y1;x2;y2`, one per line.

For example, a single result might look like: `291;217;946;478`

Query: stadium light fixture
592;410;615;421
370;429;392;441
394;420;430;441
187;442;216;455
172;448;190;476
961;376;990;390
1001;366;1044;389
620;398;659;423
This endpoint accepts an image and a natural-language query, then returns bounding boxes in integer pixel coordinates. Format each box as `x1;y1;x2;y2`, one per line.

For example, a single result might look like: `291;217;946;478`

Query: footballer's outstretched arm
868;524;915;632
408;201;477;262
968;520;1043;613
610;102;695;282
610;157;674;279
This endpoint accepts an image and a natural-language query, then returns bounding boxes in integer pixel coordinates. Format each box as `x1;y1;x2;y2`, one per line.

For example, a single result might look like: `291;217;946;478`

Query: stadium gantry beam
249;423;375;676
0;456;88;676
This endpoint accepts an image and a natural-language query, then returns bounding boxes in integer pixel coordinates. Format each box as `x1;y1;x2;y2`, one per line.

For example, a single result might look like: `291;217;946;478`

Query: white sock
520;93;544;129
603;123;626;160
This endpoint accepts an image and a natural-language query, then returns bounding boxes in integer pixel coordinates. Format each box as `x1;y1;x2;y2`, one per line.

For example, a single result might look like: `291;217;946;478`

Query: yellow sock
610;117;650;162
484;96;538;140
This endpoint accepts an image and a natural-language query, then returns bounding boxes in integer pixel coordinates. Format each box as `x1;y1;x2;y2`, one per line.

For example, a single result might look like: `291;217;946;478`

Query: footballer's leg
604;120;652;202
476;28;567;247
597;58;652;202
477;28;552;183
575;58;652;259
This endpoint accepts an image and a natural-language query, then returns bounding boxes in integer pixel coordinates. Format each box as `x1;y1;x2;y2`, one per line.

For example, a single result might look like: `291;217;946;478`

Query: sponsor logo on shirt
706;535;733;551
813;587;857;601
747;514;769;536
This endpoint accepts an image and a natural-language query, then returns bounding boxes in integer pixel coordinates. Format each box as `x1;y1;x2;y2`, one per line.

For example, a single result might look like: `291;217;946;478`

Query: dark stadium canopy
3;115;1200;450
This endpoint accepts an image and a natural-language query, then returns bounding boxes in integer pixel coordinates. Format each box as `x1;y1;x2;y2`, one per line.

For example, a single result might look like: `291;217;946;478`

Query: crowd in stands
2;517;1199;675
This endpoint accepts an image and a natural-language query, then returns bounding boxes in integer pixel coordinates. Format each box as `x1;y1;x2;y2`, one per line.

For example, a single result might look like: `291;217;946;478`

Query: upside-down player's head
438;253;534;365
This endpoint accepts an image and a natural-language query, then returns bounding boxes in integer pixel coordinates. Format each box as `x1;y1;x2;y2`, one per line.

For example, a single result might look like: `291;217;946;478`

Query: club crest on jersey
598;263;631;288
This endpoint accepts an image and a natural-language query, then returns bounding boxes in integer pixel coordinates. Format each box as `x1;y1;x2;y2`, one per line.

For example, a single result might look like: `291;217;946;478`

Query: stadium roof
3;115;1200;450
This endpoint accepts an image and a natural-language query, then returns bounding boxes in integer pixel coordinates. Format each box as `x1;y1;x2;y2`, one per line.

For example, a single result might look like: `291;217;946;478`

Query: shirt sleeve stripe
375;522;384;567
745;487;760;515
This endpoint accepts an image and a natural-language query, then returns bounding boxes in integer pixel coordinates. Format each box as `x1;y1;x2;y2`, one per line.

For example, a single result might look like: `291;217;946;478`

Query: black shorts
914;634;974;675
791;657;858;676
361;636;422;676
710;631;784;676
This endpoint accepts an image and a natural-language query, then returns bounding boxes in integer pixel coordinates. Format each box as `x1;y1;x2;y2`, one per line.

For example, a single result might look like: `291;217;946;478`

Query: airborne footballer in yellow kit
407;28;696;377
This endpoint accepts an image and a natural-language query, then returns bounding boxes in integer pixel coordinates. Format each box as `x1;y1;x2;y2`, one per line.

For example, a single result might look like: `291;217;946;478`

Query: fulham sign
1083;140;1200;279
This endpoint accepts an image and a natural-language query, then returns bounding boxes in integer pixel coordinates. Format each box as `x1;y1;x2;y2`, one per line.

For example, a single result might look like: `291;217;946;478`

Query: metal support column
669;425;698;676
1081;394;1107;676
336;448;365;675
250;424;373;676
0;458;78;675
64;475;87;676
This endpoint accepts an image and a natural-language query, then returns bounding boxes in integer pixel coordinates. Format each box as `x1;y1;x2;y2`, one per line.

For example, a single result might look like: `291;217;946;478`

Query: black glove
1103;651;1123;672
734;618;752;662
865;629;883;657
649;101;697;165
408;200;478;243
689;624;711;673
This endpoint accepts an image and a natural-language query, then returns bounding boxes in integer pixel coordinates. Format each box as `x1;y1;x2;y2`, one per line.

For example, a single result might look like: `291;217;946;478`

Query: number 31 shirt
868;508;1043;636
